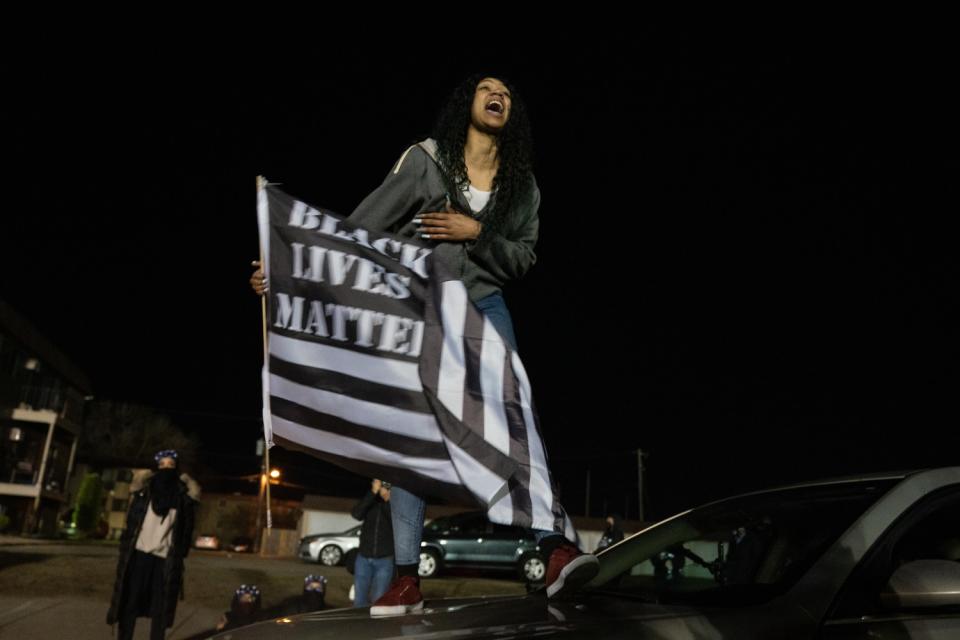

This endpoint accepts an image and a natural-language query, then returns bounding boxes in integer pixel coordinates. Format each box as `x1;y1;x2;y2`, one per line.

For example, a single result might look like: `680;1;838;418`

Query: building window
1;420;49;485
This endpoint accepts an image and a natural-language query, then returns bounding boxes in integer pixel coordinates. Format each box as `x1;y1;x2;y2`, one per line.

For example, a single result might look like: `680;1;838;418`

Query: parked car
213;467;960;639
419;511;545;583
228;536;254;553
298;524;361;566
194;533;220;550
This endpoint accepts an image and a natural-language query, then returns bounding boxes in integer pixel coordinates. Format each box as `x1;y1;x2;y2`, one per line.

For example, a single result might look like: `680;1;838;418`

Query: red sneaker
369;576;424;616
545;544;599;598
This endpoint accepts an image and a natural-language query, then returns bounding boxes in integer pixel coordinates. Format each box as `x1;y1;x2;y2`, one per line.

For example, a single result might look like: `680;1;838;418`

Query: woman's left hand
415;205;481;242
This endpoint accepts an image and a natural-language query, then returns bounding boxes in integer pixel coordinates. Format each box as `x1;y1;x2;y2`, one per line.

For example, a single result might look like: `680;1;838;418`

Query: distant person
595;514;625;552
722;525;766;585
216;584;262;631
106;449;200;640
351;479;395;607
298;574;328;612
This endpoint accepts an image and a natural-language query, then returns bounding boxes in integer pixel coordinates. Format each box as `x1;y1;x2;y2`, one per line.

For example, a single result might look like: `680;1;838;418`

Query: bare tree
80;401;200;468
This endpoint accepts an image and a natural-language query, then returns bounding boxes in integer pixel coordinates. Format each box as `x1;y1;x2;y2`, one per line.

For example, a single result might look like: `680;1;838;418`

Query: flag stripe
273;433;475;505
418;306;445;395
270;396;449;459
271;416;462;485
461;305;487;439
270;333;423;391
425;388;520;482
488;482;514;525
442;434;511;505
270;356;432;414
437;282;468;419
511;351;556;532
503;351;533;529
479;317;510;455
269;374;443;443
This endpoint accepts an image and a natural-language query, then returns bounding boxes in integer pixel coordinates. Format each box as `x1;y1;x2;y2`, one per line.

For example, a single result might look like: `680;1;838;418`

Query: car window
426;512;488;534
456;513;489;534
830;487;960;618
893;500;960;565
425;515;452;533
586;480;897;607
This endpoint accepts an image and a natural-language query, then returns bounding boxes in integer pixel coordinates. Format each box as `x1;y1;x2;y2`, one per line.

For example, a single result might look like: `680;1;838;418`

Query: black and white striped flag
257;183;575;538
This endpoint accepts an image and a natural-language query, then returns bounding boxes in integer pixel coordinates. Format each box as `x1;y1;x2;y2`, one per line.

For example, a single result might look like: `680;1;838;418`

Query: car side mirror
881;560;960;609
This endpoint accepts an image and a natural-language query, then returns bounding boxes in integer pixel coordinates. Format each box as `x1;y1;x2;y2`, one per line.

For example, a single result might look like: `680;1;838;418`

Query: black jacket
596;515;625;552
106;471;200;628
349;139;540;302
351;491;393;559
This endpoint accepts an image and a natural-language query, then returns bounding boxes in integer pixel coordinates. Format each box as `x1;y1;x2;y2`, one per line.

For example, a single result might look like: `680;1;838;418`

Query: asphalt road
0;542;524;639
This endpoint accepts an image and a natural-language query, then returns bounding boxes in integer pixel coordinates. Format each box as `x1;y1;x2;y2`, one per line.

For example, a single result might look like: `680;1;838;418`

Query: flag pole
257;176;273;552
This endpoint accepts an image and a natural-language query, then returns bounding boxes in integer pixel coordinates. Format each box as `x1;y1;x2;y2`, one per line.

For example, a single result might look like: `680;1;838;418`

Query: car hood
302;533;355;540
209;591;785;639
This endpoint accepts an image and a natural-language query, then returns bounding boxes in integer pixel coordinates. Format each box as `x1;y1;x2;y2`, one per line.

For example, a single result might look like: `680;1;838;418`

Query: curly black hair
431;74;535;240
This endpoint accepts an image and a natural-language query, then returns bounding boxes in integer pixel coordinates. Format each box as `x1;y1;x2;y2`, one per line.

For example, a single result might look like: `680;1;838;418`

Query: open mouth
485;100;504;115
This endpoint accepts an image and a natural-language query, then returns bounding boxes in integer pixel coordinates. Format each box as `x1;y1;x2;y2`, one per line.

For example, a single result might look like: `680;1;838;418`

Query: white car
194;534;220;550
298;525;361;566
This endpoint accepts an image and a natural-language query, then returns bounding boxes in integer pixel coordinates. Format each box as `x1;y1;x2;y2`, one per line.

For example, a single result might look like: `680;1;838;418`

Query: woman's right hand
250;260;267;296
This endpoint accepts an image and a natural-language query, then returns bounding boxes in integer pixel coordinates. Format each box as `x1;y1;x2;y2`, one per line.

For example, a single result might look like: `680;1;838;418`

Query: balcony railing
16;385;66;413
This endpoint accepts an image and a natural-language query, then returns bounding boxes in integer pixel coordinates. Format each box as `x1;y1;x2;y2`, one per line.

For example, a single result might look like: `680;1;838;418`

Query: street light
267;468;281;486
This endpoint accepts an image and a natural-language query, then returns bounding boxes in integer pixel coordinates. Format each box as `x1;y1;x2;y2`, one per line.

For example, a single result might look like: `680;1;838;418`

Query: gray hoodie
348;139;540;302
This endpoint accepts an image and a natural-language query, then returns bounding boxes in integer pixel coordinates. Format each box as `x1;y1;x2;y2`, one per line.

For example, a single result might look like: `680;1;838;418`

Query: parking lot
0;541;525;639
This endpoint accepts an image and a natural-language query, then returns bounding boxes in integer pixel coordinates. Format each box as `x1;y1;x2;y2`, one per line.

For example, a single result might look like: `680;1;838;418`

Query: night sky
2;31;953;520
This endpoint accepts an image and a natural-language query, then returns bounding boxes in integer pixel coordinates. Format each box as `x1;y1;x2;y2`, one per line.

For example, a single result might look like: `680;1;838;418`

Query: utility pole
637;448;646;522
584;467;591;517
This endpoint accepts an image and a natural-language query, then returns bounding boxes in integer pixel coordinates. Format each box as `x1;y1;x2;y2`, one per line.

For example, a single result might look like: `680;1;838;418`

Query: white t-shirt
463;184;492;213
136;506;177;558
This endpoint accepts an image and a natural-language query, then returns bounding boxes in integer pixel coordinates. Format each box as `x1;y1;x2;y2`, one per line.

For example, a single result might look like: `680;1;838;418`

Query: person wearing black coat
106;450;200;640
595;514;625;552
350;479;394;607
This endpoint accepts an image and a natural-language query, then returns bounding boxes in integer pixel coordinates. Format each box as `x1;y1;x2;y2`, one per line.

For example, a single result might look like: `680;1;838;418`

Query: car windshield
584;478;899;607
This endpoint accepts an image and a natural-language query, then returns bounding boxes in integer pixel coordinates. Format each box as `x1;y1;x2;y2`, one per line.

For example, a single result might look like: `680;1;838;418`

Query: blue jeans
535;530;563;545
474;293;518;351
389;486;427;566
353;553;395;607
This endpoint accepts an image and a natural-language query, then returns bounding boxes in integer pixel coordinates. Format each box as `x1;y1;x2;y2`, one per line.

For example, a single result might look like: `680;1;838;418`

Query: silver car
298;525;361;566
219;467;960;638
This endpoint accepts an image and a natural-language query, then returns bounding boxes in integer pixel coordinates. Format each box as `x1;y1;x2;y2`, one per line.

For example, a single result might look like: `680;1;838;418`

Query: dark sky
2;31;953;519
